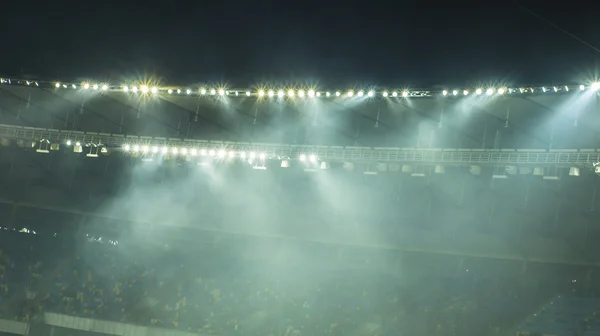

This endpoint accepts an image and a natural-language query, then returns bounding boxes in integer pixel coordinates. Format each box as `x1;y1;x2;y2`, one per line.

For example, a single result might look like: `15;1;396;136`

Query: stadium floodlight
308;89;315;97
102;85;109;91
218;89;225;96
298;90;305;97
382;91;388;97
347;90;354;97
498;88;505;95
55;83;60;88
357;90;364;97
476;88;482;95
463;90;469;95
277;90;284;97
93;84;99;90
486;88;494;95
368;91;374;97
200;88;207;95
592;82;600;91
580;85;585;90
392;91;398;97
288;89;295;97
402;91;409;97
442;90;448;96
452;90;458;96
246;91;251;96
335;91;341;97
151;87;158;93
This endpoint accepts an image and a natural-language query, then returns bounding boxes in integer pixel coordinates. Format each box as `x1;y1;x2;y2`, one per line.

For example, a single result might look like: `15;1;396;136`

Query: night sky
3;1;600;87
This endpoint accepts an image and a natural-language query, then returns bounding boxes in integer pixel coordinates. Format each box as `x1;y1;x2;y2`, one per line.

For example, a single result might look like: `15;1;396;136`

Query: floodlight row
122;144;319;162
1;77;599;99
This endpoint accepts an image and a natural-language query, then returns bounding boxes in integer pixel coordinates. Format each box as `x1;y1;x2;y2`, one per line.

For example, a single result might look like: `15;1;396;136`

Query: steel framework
0;123;599;166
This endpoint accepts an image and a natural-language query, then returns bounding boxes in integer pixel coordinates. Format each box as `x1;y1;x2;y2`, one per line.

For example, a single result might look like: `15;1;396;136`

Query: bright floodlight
102;85;109;91
218;89;225;96
83;83;90;89
299;154;307;161
93;84;99;90
452;90;458;96
288;89;295;97
259;153;266;159
335;91;341;97
161;147;168;154
309;154;317;162
308;89;315;97
142;145;149;152
402;91;408;97
258;90;265;97
55;83;60;88
367;91;374;97
167;89;173;94
133;145;140;152
357;90;364;97
132;87;138;93
151;87;158;93
442;90;448;96
486;88;494;95
476;88;482;95
579;84;585;91
141;85;149;93
498;88;505;95
200;89;207;95
298;90;305;97
347;91;354;97
592;82;600;90
268;90;274;97
246;91;251;96
123;86;129;92
382;91;388;97
278;90;284;97
123;144;130;151
463;90;469;95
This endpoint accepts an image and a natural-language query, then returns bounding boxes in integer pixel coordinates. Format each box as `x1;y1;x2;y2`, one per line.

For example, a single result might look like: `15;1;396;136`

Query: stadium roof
2;77;600;99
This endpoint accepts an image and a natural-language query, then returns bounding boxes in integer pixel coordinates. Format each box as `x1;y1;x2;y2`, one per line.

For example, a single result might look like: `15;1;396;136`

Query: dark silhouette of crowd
0;227;590;336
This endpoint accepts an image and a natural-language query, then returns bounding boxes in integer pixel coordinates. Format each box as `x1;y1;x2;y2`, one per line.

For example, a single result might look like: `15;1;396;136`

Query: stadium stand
0;80;599;335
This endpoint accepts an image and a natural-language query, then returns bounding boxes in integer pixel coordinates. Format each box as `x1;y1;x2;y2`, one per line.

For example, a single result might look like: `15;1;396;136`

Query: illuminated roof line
0;77;598;98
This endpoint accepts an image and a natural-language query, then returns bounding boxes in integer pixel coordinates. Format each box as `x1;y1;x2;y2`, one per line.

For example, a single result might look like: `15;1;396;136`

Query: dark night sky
3;1;600;87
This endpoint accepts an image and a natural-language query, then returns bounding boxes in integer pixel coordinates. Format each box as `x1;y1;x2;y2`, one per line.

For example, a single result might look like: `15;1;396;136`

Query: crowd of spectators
0;228;587;335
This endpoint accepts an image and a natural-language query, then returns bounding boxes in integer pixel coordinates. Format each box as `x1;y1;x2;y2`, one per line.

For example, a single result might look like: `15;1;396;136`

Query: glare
476;88;483;95
335;91;341;97
498;88;505;95
228;151;235;158
268;90;274;97
93;84;99;90
347;91;354;97
367;91;374;97
249;152;256;159
123;86;129;92
123;144;130;151
392;92;398;97
133;145;140;152
161;147;168;154
210;89;216;95
132;87;138;93
299;154;307;161
357;90;364;97
259;153;266;160
218;150;226;157
102;85;108;91
278;90;284;98
592;82;600;90
580;84;586;91
172;147;179;154
181;148;188;155
83;83;90;89
309;154;317;162
402;91;408;97
463;90;469;95
452;90;458;96
288;89;295;97
218;89;225;96
298;90;305;97
486;88;494;95
258;90;265;97
246;91;251;96
168;89;173;94
55;83;60;88
151;87;158;94
442;90;448;96
152;146;159;153
190;148;197;156
382;91;388;97
200;89;207;95
240;151;246;158
308;89;315;97
141;85;149;93
142;145;149;152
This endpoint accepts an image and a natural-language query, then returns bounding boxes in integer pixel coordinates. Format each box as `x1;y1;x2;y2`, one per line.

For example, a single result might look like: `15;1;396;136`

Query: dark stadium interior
0;81;599;335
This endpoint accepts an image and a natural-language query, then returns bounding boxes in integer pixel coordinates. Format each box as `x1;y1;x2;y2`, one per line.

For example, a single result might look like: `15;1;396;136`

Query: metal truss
1;123;599;166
